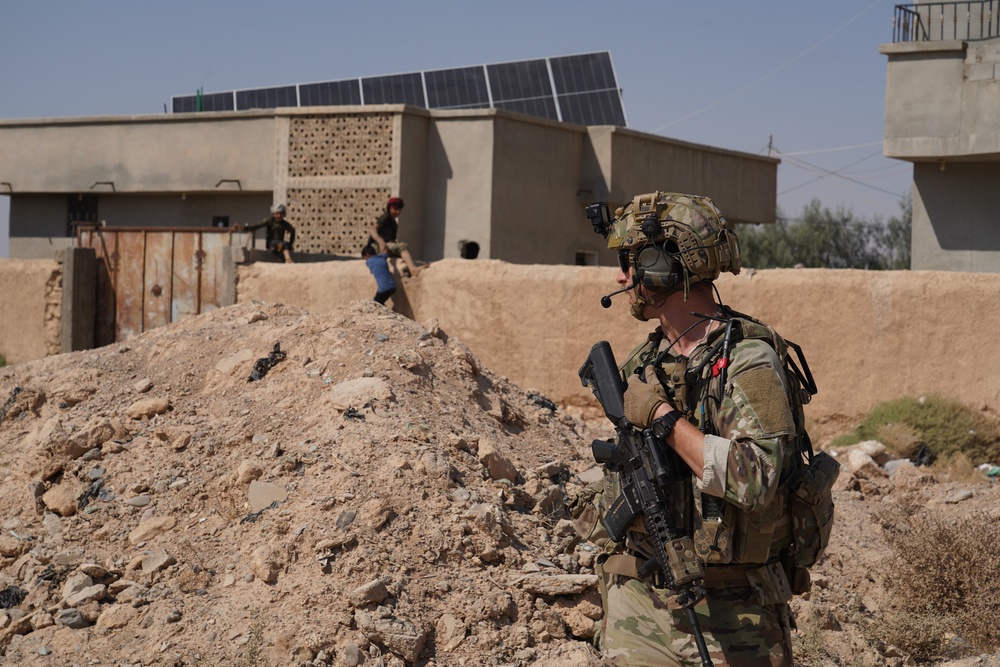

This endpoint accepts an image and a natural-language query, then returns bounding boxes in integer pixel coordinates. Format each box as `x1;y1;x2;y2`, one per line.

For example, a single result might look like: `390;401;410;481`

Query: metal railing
893;1;1000;42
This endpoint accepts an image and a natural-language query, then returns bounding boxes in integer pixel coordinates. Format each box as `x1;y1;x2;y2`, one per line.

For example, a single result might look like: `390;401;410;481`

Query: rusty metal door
77;227;233;346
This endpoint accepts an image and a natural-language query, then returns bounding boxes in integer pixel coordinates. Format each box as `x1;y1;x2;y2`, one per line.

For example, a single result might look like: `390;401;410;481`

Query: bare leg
400;249;423;275
283;248;294;264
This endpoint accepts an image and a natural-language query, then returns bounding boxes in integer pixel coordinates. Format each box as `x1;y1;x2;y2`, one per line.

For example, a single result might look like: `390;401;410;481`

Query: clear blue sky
0;0;909;257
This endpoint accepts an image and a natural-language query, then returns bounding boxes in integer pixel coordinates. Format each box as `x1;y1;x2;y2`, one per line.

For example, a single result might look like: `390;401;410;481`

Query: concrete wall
0;113;276;193
0;259;61;364
422;116;495;260
912;161;1000;271
490;116;590;264
596;127;780;225
882;37;1000;272
235;260;1000;441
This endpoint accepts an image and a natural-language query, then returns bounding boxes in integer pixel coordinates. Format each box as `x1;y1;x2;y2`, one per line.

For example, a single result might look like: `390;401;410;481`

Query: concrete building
0;105;777;266
881;1;1000;272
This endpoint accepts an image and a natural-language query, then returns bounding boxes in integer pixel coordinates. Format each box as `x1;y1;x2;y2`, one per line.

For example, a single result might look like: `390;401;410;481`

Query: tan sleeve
697;434;730;498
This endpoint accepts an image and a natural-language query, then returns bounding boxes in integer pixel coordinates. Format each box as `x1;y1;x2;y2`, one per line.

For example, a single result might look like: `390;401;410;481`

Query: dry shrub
872;508;1000;660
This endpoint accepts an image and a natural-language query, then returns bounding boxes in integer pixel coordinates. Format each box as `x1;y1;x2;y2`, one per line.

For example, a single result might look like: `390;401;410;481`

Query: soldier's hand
623;379;670;428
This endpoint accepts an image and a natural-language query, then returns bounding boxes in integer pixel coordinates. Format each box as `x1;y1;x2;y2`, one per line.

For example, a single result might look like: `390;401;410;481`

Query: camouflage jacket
576;309;799;565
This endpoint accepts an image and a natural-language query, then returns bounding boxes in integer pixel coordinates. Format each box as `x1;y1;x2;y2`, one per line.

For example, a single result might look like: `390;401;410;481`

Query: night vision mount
586;202;612;238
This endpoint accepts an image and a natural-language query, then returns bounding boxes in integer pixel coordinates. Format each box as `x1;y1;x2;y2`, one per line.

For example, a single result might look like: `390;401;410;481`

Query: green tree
736;197;911;270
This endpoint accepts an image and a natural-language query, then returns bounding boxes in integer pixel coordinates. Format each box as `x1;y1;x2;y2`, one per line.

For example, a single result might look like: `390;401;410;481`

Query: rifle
579;340;713;667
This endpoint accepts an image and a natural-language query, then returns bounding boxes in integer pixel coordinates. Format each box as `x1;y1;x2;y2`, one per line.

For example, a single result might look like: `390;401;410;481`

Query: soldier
574;192;833;666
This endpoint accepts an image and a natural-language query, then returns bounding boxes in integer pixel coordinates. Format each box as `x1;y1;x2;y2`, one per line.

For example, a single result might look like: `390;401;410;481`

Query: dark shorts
267;239;291;254
374;288;396;305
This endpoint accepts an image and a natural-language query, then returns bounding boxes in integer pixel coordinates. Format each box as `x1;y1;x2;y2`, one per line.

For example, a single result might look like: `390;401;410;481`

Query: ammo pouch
788;450;840;568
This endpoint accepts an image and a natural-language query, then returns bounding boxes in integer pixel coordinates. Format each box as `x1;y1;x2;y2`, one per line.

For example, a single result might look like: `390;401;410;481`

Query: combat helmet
606;192;741;291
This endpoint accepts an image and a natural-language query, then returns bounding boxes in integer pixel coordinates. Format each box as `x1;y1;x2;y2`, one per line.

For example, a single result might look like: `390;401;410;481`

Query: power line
652;0;885;132
776;140;884;156
777;148;890;196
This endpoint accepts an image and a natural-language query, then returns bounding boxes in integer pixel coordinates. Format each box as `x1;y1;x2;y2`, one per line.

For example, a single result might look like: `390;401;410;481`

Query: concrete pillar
58;247;96;353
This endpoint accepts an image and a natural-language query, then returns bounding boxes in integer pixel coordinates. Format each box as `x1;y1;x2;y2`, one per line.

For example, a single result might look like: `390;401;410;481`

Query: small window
575;250;598;266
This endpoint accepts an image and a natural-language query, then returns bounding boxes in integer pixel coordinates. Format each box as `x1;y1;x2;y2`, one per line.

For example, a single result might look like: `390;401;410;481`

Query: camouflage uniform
575;311;800;666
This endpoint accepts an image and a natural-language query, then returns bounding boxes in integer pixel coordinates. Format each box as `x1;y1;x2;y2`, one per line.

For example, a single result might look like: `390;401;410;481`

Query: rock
65;584;107;607
78;563;110;580
95;603;137;630
251;546;281;584
465;503;504;540
62;572;94;602
248;480;287;512
944;489;974;504
30;611;54;630
518;574;598;596
0;536;23;558
553;594;601;639
533;485;566;517
55;609;90;630
125;397;170;420
349;579;390;607
435;613;467;651
577;467;604;485
361;498;393;530
855;440;891;466
125;494;152;507
141;549;176;573
236;461;264;485
216;349;256;375
42;478;84;517
72;417;116;452
343;642;362;667
133;378;154;393
128;516;177;544
846;449;885;479
328;377;395;410
478;438;519;483
355;609;427;663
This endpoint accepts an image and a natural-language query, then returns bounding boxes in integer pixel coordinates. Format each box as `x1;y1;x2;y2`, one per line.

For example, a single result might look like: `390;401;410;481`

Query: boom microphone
600;279;637;308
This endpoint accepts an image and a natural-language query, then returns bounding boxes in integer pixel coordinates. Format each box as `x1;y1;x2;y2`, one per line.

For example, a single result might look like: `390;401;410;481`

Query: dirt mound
0;300;998;666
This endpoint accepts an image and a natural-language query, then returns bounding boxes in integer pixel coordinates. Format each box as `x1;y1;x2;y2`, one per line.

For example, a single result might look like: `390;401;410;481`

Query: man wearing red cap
368;196;423;277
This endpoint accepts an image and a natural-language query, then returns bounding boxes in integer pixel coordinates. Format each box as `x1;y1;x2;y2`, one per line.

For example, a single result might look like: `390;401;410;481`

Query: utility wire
777;149;901;197
652;0;885;132
776;140;884;156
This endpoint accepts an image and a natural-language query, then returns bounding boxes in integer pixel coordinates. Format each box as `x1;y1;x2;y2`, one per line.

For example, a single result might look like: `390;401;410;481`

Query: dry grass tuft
869;507;1000;660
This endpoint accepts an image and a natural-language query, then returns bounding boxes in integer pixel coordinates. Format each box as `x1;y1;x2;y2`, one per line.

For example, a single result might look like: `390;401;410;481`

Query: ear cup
635;245;682;291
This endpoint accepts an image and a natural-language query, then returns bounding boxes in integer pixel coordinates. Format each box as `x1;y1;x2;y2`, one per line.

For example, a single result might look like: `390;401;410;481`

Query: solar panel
168;52;626;126
495;98;559;121
172;92;235;113
558;90;627;126
299;79;362;106
236;86;298;110
486;60;552;102
361;73;425;106
549;53;618;94
425;67;490;109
